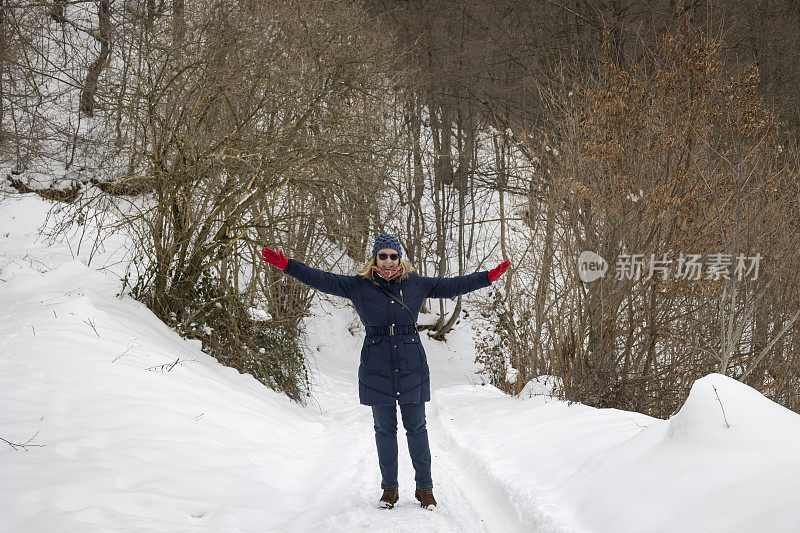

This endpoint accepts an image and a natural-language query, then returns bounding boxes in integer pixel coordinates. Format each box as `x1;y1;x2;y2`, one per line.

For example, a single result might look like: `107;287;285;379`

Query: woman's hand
261;247;289;270
488;260;510;282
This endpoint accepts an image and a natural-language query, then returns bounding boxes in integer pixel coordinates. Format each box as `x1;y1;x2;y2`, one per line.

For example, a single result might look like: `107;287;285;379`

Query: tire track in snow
431;394;577;533
284;393;535;531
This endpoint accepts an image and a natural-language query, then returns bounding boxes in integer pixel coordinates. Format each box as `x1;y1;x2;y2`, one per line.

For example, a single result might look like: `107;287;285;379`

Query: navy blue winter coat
283;259;492;405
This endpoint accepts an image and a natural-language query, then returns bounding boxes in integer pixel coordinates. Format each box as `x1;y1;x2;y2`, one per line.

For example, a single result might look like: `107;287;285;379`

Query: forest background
2;0;799;416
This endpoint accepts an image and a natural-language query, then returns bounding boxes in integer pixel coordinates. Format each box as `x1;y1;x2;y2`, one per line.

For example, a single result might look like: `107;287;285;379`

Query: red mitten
261;247;289;270
488;260;510;282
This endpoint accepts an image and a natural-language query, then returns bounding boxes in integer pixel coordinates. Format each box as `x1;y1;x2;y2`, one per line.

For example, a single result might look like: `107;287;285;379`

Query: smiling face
375;247;399;270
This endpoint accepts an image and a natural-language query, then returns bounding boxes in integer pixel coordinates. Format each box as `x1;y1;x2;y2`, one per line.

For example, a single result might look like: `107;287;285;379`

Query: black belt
365;324;418;336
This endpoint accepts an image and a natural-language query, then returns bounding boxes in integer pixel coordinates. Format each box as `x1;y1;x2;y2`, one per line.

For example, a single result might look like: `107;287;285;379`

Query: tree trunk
80;0;111;117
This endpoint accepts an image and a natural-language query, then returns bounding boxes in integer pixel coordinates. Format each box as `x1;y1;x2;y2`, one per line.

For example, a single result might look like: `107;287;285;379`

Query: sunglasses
377;253;399;261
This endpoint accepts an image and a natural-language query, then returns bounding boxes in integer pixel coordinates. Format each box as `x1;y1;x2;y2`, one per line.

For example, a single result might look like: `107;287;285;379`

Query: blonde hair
357;255;415;281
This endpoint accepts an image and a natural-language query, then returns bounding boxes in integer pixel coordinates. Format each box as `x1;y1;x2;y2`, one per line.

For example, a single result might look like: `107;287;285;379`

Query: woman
261;234;509;510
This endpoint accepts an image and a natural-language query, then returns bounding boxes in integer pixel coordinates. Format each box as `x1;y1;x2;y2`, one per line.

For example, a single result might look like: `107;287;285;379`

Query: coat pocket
362;335;384;364
401;334;423;370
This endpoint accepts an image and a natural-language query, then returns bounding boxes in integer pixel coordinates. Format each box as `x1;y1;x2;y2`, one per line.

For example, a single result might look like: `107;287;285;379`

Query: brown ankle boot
415;488;437;509
379;489;399;509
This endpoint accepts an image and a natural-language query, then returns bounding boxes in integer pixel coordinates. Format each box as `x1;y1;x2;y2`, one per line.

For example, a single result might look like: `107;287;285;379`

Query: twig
1;430;46;451
712;385;731;428
84;317;100;337
112;343;136;362
146;357;193;372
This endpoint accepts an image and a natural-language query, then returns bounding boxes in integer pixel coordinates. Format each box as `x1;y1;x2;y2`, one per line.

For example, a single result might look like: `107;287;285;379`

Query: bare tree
79;0;111;117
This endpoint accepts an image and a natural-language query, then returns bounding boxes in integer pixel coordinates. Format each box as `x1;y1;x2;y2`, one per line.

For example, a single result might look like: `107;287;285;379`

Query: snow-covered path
281;300;547;532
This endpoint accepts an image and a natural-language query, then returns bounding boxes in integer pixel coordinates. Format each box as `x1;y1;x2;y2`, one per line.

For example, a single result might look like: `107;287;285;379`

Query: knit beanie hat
372;234;402;259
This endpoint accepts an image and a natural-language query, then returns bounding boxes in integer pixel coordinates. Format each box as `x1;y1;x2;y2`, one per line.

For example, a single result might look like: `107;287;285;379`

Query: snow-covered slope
560;373;800;532
0;198;329;532
2;192;799;532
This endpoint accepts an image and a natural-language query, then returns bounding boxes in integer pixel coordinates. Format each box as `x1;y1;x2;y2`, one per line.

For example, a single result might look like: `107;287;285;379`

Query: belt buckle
389;324;395;336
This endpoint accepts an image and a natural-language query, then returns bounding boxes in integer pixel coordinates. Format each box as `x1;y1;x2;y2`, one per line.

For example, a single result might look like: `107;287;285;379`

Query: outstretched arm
418;260;510;299
261;246;356;300
419;271;490;299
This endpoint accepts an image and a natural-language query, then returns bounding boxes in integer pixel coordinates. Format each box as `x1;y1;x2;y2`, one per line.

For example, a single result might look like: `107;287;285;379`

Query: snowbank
561;373;800;532
0;253;329;532
0;196;327;531
436;374;800;532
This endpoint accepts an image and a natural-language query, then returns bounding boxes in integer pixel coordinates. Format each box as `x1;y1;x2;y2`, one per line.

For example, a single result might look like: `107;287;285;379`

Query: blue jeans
371;402;433;490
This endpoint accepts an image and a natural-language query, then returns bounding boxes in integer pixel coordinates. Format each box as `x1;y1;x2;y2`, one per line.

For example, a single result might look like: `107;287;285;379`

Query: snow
2;192;800;532
247;307;272;322
559;374;800;532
